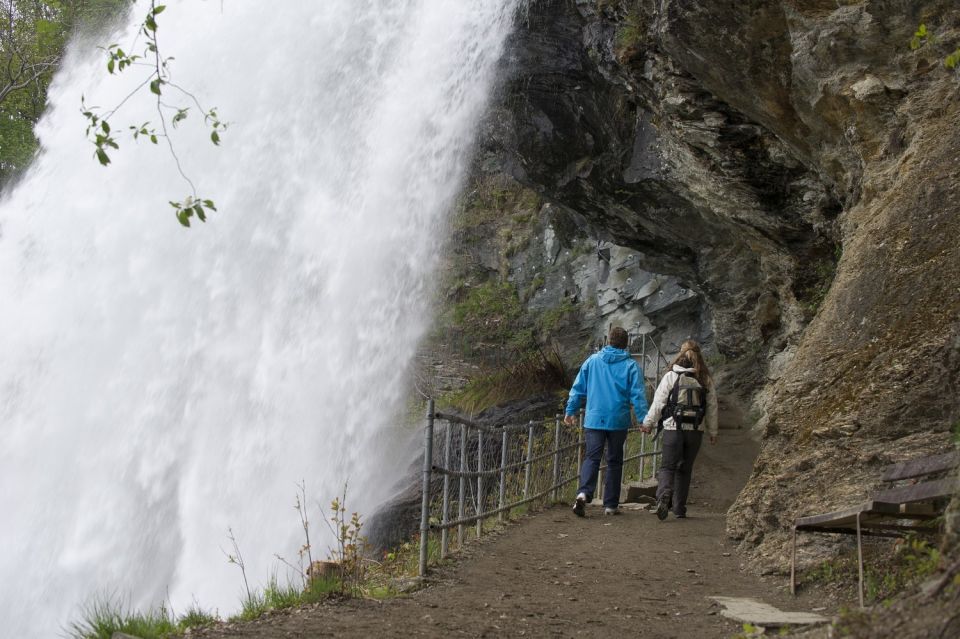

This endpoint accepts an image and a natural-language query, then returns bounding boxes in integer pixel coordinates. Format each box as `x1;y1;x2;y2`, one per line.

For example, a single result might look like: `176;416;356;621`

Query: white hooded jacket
642;364;718;437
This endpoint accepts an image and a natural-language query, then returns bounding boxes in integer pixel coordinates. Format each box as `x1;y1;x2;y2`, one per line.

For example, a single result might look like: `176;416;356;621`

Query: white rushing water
0;1;517;635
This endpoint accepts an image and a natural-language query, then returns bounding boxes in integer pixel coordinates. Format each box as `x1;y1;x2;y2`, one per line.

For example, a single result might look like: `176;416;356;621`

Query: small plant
177;604;219;630
223;526;253;604
910;23;933;50
67;596;218;639
910;22;960;74
614;8;646;57
731;622;763;638
323;484;369;595
274;480;316;589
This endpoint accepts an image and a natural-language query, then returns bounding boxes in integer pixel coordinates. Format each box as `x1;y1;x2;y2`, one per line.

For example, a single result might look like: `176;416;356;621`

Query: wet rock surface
479;0;960;571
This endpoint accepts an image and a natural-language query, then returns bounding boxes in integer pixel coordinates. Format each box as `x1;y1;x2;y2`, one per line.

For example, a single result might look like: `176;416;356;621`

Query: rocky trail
195;429;833;638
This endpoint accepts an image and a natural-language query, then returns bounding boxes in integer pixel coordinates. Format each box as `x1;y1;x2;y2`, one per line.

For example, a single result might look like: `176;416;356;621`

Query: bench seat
790;452;958;607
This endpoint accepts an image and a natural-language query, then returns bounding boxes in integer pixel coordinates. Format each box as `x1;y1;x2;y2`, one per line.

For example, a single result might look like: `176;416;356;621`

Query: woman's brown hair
668;339;712;387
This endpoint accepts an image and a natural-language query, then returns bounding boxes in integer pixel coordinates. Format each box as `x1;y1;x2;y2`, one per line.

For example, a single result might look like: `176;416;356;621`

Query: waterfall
0;1;517;635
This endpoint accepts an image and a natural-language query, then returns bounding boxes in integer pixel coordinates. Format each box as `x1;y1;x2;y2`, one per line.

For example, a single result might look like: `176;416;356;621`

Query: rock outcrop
466;0;960;569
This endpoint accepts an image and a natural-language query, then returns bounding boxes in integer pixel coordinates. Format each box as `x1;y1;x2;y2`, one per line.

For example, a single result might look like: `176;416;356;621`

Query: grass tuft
67;597;177;639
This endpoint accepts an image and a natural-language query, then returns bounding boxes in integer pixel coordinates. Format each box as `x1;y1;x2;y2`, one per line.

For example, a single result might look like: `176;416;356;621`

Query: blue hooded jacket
564;346;649;430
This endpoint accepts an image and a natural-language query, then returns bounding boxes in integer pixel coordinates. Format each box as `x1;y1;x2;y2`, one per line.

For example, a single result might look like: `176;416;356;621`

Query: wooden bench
790;450;959;607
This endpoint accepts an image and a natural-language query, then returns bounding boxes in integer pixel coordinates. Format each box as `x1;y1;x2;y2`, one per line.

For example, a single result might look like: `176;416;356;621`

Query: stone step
708;596;829;627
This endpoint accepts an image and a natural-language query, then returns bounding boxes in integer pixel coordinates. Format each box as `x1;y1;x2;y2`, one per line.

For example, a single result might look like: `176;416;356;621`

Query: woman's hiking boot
656;492;671;521
572;493;587;517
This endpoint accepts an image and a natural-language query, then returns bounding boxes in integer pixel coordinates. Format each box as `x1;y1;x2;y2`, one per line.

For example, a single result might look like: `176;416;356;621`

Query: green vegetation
0;0;129;183
68;484;397;636
442;346;568;414
81;0;223;225
614;8;645;56
621;429;658;482
453;281;527;350
800;536;942;606
910;22;960;72
67;598;216;639
230;574;340;622
0;0;223;222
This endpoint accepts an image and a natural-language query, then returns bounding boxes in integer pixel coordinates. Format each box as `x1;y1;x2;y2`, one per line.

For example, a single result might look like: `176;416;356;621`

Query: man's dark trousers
577;427;628;509
656;428;703;517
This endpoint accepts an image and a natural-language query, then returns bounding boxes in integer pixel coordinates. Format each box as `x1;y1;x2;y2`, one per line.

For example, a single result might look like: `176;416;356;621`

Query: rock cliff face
467;0;960;568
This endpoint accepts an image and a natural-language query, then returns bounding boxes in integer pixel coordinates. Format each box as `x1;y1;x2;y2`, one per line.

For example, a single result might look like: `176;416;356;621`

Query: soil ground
196;429;832;638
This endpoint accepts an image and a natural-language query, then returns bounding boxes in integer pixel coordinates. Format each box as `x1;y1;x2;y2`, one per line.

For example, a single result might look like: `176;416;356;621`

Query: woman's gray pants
656;428;703;517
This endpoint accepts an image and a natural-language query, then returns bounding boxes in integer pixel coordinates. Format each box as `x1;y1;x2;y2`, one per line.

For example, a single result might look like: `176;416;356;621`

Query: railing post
598;461;604;503
523;421;534;500
641;334;647;380
552;414;561;502
418;398;435;578
476;429;483;539
498;428;508;522
639;430;647;480
440;421;452;559
651;430;660;477
577;409;585;479
458;423;466;549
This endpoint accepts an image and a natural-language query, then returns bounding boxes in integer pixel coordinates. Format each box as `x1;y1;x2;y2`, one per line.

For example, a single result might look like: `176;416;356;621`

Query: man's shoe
655;494;671;521
603;507;620;516
572;493;587;517
675;513;687;519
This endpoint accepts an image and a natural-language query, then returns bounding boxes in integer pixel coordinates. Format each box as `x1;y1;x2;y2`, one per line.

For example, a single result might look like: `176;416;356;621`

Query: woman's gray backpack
656;372;707;437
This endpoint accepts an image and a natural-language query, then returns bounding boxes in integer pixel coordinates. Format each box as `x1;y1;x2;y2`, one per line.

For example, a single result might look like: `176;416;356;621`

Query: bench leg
856;512;864;609
790;526;797;595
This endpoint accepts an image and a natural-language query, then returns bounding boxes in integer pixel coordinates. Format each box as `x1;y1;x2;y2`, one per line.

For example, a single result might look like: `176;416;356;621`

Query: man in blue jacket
564;326;649;516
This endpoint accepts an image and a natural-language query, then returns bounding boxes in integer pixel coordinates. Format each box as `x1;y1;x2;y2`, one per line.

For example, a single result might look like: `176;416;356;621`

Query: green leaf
946;49;960;69
202;200;217;211
176;209;191;227
150;135;158;144
210;131;220;145
150;78;162;95
107;58;115;74
95;148;110;166
101;120;110;134
153;4;167;14
194;204;206;222
145;15;158;32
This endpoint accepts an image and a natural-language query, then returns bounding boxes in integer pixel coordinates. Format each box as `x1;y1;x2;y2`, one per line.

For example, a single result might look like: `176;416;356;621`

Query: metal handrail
418;404;662;576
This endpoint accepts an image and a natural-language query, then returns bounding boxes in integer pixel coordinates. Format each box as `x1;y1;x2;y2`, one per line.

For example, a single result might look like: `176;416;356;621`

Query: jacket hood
599;345;631;363
672;364;695;373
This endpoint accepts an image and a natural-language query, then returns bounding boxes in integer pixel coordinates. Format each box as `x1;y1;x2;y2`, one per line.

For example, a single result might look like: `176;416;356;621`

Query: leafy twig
81;1;224;226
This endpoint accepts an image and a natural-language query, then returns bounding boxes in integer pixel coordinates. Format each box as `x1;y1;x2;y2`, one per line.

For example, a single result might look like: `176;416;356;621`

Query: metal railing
418;399;663;576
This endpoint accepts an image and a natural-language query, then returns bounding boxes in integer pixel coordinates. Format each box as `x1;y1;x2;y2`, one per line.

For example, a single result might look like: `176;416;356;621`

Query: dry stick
296;480;313;585
224;527;252;602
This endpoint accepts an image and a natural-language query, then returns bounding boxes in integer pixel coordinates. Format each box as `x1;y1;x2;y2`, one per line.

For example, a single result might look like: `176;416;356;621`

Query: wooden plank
794;499;946;533
871;477;957;506
881;451;959;482
795;501;897;529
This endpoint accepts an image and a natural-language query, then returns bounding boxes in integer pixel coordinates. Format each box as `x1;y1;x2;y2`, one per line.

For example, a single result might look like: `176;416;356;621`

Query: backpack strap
669;372;708;429
657;372;684;431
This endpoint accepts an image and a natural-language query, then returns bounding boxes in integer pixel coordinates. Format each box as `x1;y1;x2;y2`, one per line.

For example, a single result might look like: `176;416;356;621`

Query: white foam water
0;1;517;635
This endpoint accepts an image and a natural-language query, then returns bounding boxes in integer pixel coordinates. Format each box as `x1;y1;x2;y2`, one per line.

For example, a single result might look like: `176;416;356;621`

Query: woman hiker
564;326;649;516
640;339;718;520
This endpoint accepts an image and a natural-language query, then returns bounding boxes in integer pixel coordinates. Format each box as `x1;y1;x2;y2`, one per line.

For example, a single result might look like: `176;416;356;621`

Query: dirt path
198;429;827;638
